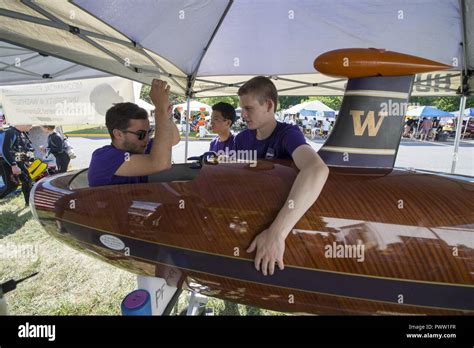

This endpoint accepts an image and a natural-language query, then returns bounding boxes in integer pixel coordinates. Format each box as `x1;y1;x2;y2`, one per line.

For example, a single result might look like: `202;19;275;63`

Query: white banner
0;76;134;125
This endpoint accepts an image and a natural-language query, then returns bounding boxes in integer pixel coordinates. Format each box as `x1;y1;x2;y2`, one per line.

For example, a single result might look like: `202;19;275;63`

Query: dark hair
105;102;148;138
212;102;236;125
42;125;55;131
238;76;278;112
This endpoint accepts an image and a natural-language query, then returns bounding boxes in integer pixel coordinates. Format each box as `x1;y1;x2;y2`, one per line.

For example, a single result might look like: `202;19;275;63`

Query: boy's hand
149;79;170;114
247;228;285;276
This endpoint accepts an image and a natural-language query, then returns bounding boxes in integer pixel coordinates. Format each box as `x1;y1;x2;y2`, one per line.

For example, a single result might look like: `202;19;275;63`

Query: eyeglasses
121;128;154;140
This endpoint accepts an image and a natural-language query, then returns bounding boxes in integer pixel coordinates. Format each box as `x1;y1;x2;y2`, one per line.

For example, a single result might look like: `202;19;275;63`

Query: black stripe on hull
62;220;474;312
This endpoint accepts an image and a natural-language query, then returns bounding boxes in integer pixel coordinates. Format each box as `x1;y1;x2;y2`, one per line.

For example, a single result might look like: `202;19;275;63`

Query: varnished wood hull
31;161;474;315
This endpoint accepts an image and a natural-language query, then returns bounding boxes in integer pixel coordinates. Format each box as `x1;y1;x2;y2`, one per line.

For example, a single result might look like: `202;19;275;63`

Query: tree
140;84;185;105
141;83;474;113
278;96;307;111
409;96;474;112
198;96;239;108
305;96;343;111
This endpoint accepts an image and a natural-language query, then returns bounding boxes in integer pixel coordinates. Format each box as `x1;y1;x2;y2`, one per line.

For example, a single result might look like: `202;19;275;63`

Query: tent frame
451;0;471;173
0;0;472;167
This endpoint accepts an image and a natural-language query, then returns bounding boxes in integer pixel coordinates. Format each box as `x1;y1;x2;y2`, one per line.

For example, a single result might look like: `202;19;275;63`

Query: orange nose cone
314;48;452;78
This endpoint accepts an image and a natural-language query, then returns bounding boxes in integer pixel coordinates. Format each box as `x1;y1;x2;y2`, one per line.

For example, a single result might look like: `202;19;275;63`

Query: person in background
321;118;331;138
420;117;433;141
209;102;236;152
431;117;439;141
40;125;70;173
301;116;309;135
0;124;34;204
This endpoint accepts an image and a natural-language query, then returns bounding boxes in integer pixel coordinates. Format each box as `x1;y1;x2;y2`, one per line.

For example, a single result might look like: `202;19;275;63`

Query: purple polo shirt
233;121;307;160
209;134;235;153
88;140;153;187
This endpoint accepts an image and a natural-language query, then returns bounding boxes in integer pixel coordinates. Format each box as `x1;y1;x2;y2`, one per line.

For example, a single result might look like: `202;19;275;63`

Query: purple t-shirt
209;134;235;153
88;142;152;187
233;122;307;160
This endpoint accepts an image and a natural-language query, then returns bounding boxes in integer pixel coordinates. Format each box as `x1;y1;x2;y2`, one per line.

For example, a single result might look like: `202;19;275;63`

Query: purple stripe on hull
63;220;474;312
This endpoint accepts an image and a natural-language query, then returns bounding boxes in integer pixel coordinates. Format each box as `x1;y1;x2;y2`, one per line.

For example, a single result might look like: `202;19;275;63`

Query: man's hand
11;164;21;176
247;229;285;276
149;79;170;115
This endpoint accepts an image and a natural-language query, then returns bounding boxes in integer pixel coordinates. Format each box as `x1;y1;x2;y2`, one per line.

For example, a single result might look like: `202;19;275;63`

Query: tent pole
451;0;469;173
184;96;191;163
451;95;466;173
461;116;470;140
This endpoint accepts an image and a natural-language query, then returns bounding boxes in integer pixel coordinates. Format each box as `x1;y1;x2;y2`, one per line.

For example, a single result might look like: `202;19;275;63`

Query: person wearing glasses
88;79;180;187
209;102;236;153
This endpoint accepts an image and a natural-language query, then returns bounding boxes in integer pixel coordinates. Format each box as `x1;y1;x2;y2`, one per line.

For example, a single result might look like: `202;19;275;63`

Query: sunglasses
122;128;154;140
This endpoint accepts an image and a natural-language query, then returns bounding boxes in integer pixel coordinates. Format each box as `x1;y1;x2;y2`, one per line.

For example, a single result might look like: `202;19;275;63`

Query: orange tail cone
314;48;452;78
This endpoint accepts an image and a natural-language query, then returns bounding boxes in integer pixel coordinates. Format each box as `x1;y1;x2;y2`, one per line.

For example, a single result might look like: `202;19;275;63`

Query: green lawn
0;194;281;315
64;126;108;135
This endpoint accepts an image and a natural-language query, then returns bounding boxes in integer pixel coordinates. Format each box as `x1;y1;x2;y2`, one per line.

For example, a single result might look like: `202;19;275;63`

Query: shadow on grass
0;206;32;239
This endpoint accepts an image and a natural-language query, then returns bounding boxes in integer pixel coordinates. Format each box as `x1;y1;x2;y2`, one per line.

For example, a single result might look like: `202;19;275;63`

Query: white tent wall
0;76;135;125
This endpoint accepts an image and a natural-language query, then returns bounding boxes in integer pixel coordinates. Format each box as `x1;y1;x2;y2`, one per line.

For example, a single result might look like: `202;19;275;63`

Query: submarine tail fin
318;75;414;170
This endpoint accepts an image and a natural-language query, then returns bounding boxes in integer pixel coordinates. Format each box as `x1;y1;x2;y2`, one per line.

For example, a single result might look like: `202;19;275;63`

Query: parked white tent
285;100;335;119
136;99;154;113
173;100;212;114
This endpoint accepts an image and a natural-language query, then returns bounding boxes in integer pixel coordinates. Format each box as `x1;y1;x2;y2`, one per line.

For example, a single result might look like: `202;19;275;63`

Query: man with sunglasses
88;79;180;187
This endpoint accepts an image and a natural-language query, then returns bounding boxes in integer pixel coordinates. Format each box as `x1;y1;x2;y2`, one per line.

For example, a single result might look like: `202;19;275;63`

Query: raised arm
115;79;173;176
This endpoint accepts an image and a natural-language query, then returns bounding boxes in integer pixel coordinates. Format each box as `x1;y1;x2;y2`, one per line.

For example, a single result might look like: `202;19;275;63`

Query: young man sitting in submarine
88;79;180;187
234;76;329;276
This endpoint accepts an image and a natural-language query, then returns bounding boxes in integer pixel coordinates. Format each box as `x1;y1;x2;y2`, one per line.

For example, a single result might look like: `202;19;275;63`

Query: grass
62;125;103;133
0;194;282;316
65;127;108;135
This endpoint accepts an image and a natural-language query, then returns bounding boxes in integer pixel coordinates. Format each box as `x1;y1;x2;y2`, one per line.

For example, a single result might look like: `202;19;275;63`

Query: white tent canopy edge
0;0;472;171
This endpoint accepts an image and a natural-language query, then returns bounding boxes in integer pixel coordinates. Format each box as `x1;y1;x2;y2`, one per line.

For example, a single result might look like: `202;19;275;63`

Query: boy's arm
247;145;329;275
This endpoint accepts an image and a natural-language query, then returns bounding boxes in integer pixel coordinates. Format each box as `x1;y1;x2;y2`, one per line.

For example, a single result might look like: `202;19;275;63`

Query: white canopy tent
136;98;154;113
0;0;473;171
285;100;335;119
0;41;109;85
172;100;212;114
0;1;471;97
